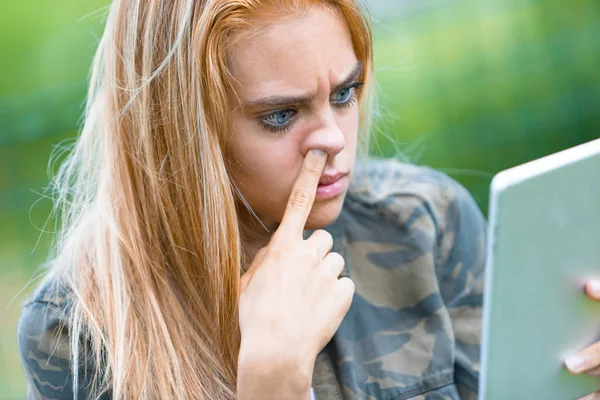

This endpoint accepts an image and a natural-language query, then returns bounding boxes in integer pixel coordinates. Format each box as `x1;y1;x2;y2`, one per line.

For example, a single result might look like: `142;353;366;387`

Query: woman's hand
236;149;355;400
565;280;600;400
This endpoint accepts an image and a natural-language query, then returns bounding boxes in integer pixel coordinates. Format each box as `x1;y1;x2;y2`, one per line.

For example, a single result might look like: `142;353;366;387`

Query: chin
304;196;346;230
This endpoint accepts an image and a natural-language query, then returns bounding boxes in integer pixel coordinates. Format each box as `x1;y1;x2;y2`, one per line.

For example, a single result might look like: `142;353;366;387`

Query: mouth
318;171;348;185
316;171;349;199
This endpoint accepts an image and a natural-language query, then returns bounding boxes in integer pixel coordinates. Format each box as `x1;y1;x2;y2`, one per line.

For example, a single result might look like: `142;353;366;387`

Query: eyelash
258;81;364;134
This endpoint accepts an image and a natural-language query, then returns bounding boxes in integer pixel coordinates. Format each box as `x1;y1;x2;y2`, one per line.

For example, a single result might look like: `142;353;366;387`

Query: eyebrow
242;61;363;109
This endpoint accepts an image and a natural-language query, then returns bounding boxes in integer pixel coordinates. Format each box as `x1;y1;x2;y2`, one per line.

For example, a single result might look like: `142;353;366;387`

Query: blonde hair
47;0;374;398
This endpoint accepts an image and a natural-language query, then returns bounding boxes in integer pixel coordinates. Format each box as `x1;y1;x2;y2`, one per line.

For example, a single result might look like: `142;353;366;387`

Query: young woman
16;0;491;399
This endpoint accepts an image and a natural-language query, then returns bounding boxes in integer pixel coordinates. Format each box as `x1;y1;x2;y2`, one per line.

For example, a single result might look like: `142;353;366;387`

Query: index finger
274;149;328;243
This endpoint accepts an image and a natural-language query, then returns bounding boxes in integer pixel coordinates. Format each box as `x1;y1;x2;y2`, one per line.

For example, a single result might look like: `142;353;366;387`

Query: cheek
230;128;298;195
244;145;294;185
339;108;360;150
234;140;299;222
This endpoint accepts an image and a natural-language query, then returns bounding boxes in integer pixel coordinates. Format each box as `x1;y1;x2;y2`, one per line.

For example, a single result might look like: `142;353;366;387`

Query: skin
567;280;600;400
226;6;358;399
227;5;361;261
237;150;354;399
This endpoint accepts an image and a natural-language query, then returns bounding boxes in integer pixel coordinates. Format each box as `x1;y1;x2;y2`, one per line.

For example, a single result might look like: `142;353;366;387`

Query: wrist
237;344;314;399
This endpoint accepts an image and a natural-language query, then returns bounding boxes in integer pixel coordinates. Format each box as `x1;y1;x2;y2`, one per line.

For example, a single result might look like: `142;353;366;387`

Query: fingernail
310;149;326;157
565;355;587;373
587;280;600;297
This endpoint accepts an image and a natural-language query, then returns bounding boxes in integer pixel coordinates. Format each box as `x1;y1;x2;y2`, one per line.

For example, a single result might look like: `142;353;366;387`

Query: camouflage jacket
18;158;487;400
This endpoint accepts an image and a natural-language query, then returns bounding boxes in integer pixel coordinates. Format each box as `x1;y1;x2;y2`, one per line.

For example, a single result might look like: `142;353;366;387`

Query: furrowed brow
330;61;363;95
243;93;314;109
242;61;364;109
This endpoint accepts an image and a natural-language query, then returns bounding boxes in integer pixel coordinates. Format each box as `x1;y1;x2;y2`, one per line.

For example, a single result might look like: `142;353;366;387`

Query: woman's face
228;5;361;232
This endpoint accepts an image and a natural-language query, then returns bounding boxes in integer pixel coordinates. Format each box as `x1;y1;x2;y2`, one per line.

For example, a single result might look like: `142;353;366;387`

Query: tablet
480;138;600;399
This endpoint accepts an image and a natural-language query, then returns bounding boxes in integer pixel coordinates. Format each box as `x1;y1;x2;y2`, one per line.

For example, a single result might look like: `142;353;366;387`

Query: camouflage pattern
17;158;486;399
17;277;110;399
309;158;487;400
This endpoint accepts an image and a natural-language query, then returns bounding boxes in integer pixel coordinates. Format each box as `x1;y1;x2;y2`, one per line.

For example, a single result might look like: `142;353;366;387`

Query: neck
237;205;278;270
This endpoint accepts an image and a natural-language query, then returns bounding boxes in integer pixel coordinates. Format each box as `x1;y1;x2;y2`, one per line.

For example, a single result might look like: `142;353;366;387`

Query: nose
301;110;346;158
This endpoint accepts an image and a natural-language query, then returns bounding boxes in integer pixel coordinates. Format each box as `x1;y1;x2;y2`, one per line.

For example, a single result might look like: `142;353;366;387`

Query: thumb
585;280;600;301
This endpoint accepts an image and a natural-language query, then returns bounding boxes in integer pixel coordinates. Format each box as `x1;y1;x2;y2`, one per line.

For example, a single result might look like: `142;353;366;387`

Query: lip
319;171;348;185
316;172;348;199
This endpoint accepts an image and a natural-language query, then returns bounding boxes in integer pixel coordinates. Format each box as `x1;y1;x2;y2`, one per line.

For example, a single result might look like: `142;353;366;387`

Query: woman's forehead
228;5;357;101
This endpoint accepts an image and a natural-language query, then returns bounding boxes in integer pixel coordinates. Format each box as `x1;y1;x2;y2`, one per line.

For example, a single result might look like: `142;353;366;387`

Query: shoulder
332;159;486;398
349;157;475;208
345;157;485;241
18;274;76;399
19;273;72;336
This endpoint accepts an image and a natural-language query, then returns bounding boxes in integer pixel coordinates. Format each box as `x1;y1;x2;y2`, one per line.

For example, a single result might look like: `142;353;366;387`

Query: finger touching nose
302;119;346;157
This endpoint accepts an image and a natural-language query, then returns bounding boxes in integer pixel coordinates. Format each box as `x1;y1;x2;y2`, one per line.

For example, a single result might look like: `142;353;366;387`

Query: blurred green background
0;0;598;398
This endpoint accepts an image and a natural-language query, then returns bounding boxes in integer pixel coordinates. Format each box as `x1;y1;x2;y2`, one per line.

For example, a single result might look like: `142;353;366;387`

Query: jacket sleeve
18;299;78;400
18;298;108;400
436;180;487;400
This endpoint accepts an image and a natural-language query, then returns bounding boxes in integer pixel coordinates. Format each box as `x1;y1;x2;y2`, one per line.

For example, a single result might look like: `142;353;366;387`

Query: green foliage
370;0;599;210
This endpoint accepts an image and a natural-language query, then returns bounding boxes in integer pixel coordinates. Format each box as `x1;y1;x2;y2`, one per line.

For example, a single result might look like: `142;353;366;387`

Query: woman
18;0;488;399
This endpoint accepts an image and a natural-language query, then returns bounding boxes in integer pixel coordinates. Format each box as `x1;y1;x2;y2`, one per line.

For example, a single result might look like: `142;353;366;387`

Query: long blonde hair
47;0;374;398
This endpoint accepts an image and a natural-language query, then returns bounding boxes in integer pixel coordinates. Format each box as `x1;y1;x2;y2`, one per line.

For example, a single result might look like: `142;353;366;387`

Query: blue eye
331;81;363;107
335;87;352;103
264;110;294;126
259;109;297;133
